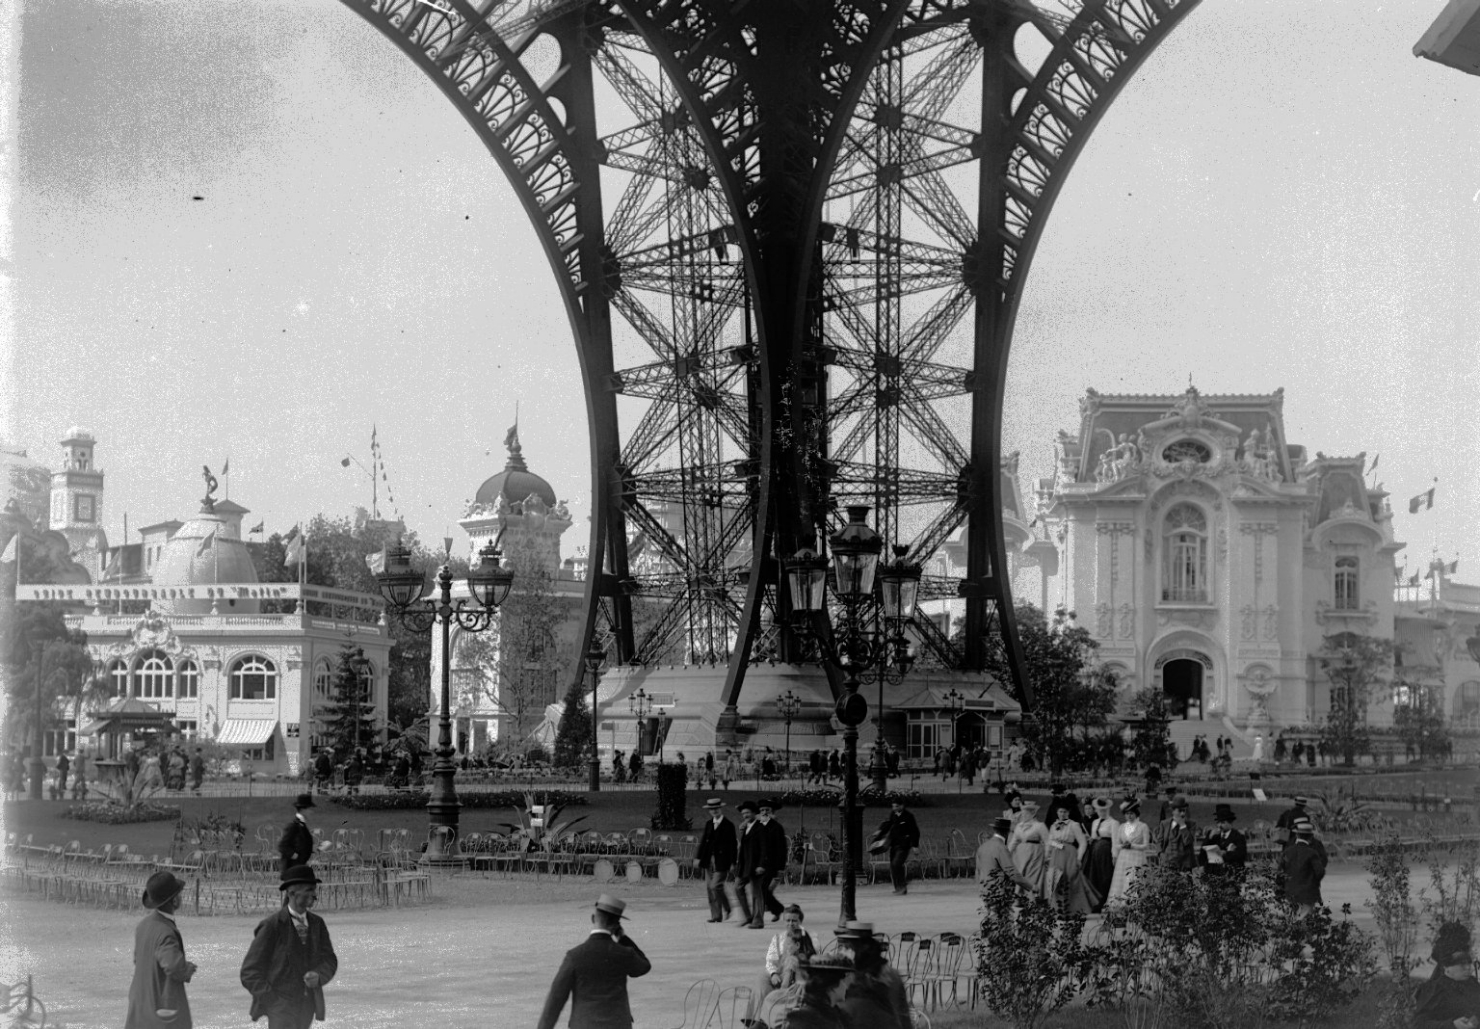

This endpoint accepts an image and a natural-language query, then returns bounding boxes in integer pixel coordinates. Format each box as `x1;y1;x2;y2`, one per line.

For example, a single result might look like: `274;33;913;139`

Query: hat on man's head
294;793;315;810
992;816;1013;836
797;955;856;978
594;893;629;919
142;871;186;910
759;797;780;811
1293;817;1316;834
835;920;876;940
1293;795;1309;806
703;797;725;811
279;865;322;891
737;799;759;814
1170;798;1189;811
1165;785;1180;796
1213;804;1238;822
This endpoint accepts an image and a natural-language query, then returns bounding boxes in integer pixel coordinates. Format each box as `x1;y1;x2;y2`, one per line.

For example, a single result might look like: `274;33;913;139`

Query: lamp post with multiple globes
776;689;802;775
629;687;652;764
376;538;513;862
784;505;920;925
944;687;966;792
586;647;605;792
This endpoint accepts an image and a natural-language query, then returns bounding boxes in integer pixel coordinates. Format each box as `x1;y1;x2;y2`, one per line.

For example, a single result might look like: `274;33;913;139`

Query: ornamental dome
150;501;260;614
473;426;556;509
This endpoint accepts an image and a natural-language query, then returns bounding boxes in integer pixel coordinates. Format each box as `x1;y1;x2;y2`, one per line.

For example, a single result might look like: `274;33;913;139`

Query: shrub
856;784;929;807
976;875;1088;1029
326;789;587;811
61;801;180;825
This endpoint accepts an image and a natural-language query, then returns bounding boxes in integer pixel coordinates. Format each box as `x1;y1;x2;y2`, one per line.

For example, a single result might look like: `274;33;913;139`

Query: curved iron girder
337;0;639;672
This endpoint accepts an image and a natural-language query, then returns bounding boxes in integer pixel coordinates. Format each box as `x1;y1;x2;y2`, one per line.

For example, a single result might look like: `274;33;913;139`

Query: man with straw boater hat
537;894;652;1029
240;865;338;1028
694;797;738;923
125;871;198;1029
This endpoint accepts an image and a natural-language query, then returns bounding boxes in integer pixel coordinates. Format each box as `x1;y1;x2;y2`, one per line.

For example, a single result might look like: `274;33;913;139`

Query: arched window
229;655;277;701
106;658;129;698
1161;504;1208;603
358;660;375;704
133;649;174;700
1334;557;1359;610
313;660;333;699
177;660;199;699
1456;681;1480;720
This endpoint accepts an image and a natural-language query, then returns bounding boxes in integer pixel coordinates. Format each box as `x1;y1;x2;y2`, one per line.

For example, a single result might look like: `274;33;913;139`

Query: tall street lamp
376;538;513;863
777;689;802;775
586;647;605;792
866;545;921;791
29;644;50;801
787;504;908;926
629;687;652;762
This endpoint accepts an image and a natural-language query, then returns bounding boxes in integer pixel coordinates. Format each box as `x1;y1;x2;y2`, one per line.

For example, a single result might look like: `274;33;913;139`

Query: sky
3;0;1478;580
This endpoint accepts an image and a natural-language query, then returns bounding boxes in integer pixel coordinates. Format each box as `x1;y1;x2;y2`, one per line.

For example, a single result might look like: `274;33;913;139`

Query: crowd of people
975;782;1326;916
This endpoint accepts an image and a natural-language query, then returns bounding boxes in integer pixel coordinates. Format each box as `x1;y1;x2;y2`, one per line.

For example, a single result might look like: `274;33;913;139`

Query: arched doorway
1163;659;1204;719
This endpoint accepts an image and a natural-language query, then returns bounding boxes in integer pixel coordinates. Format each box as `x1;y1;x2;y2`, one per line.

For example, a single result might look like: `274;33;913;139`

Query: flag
365;551;385;575
221;456;229;476
195;530;216;557
1446;560;1459;575
103;549;122;579
0;535;16;564
1408;487;1436;514
284;532;305;567
249;521;264;534
1408;572;1421;587
1393;566;1404;583
1370;454;1379;472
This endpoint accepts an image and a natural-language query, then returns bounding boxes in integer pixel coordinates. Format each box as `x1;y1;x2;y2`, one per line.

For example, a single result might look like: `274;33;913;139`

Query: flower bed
327;789;589;811
777;785;930;807
60;802;181;825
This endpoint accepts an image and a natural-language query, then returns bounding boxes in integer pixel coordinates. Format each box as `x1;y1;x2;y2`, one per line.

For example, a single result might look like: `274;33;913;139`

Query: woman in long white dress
1009;800;1048;897
1106;800;1152;905
1044;805;1094;913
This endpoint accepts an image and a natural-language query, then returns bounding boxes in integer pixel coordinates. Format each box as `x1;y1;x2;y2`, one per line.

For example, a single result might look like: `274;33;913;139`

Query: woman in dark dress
1082;797;1118;912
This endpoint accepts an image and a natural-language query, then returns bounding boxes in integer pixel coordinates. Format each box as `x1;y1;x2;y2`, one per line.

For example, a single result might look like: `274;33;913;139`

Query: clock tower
49;426;108;569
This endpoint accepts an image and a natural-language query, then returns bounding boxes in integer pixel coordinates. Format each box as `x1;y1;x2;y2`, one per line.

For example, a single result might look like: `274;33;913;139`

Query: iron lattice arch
342;0;1201;719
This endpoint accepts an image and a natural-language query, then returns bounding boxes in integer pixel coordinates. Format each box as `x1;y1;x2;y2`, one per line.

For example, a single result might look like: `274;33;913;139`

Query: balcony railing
1160;587;1209;603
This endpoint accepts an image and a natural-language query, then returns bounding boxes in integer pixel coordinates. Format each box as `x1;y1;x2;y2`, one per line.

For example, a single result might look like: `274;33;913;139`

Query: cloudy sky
4;0;1478;580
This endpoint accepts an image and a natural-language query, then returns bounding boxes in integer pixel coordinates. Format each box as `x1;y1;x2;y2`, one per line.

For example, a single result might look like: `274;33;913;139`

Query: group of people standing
978;782;1253;913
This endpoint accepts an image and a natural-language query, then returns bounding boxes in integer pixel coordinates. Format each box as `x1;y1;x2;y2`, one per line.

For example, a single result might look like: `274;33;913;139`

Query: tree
322;644;377;758
984;604;1119;776
1318;632;1392;767
1128;687;1176;769
553;675;594;769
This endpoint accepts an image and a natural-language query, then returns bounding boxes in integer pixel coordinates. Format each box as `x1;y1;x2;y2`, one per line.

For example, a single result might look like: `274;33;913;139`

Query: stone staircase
1167;719;1254;761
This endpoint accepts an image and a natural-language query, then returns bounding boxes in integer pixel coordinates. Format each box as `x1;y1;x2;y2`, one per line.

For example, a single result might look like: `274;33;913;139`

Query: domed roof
473;427;556;508
151;502;260;614
62;426;95;442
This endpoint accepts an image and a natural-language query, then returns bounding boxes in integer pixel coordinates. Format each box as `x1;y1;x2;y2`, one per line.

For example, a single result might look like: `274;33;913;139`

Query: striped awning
214;720;277;746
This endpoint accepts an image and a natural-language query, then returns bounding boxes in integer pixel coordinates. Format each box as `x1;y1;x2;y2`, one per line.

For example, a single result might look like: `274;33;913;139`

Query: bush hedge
60;802;181;825
326;789;589;811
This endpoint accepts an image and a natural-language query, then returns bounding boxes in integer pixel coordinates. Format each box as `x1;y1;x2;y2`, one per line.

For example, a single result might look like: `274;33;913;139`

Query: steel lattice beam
340;0;1204;722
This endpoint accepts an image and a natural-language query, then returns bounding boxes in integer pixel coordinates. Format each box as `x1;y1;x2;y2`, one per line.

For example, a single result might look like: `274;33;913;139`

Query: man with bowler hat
694;797;738;922
536;894;651;1029
745;798;788;927
1154;797;1198;870
278;794;316;872
732;799;760;925
875;798;921;895
240;865;338;1028
1199;803;1247;875
126;872;197;1029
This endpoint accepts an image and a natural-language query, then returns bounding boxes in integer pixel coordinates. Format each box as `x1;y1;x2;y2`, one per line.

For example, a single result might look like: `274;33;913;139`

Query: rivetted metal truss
341;0;1202;723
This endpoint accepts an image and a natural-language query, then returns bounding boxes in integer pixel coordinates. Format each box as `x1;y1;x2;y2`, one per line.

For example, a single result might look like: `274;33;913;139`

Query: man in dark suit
732;799;760;926
1278;817;1327;917
976;817;1036;894
536;894;651;1029
277;794;316;872
876;799;921;895
694;797;738;923
240;866;338;1029
1199;803;1248;876
743;798;787;927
